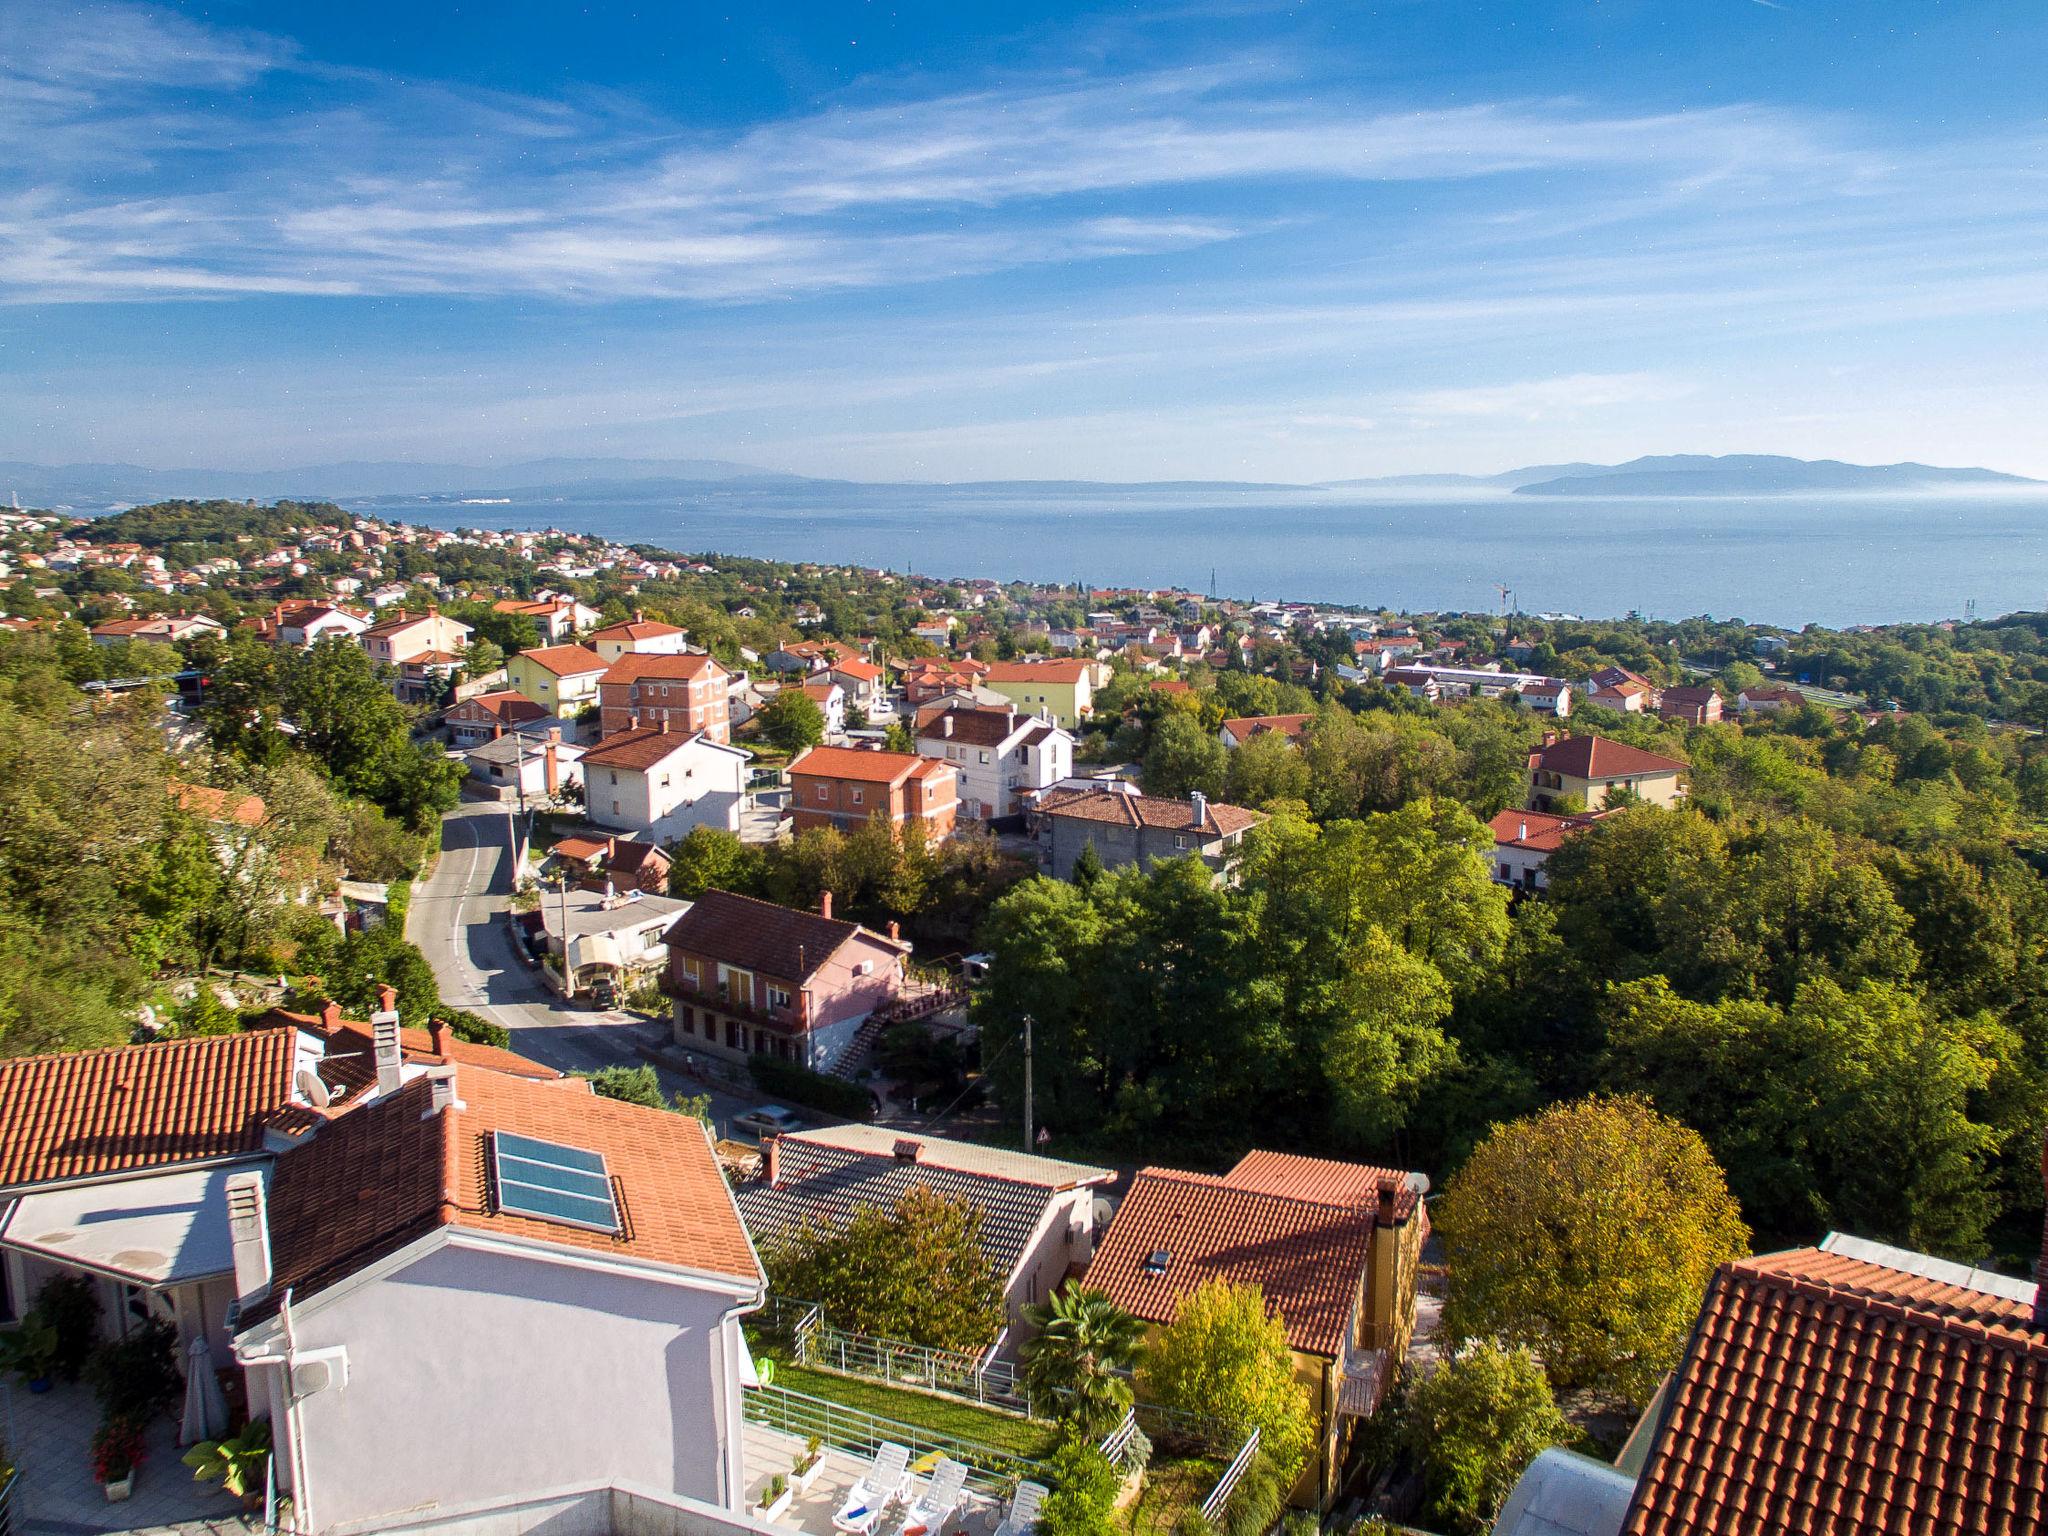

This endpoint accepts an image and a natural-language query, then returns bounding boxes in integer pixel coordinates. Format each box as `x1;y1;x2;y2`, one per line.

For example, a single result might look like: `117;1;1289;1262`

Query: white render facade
915;710;1074;822
586;734;751;843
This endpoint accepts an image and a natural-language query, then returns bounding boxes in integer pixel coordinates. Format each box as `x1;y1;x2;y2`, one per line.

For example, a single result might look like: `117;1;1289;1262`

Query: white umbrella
181;1333;228;1446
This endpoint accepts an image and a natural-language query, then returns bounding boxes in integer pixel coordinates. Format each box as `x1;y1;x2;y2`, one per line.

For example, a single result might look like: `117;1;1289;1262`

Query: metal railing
1200;1428;1262;1524
1099;1410;1140;1468
0;1463;17;1536
742;1384;1042;1497
795;1313;1028;1413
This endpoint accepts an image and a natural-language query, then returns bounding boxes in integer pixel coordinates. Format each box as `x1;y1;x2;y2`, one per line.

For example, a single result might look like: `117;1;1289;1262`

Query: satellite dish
296;1067;333;1109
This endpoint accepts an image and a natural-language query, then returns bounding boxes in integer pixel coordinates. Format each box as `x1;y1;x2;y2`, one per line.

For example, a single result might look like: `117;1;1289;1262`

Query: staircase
826;1015;890;1080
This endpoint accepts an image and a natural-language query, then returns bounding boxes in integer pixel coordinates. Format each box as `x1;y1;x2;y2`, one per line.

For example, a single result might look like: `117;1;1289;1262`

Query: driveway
410;801;763;1131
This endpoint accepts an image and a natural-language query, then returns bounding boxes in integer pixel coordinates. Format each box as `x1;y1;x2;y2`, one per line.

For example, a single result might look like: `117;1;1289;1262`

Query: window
767;985;792;1010
683;959;699;980
1174;834;1189;849
641;927;663;951
816;784;829;802
979;750;990;764
851;787;864;805
608;770;618;785
726;1020;743;1049
679;1007;695;1034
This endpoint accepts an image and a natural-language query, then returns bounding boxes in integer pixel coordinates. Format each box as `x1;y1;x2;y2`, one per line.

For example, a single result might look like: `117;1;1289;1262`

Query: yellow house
982;659;1099;728
1083;1150;1429;1511
1526;732;1688;813
506;643;610;716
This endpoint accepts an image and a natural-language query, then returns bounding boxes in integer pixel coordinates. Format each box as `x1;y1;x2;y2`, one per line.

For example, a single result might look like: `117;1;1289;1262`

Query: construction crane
1494;583;1514;620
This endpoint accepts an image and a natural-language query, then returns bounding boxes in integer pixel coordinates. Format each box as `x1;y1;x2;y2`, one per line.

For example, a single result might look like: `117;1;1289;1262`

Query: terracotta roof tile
790;746;946;785
1036;787;1265;837
581;725;730;771
0;1033;299;1191
452;690;550;723
1621;1244;2048;1536
1529;734;1688;780
661;888;901;984
599;652;723;685
985;660;1091;684
1488;808;1609;853
915;707;1033;749
1220;714;1314;745
590;618;687;643
517;643;608;677
253;1066;760;1321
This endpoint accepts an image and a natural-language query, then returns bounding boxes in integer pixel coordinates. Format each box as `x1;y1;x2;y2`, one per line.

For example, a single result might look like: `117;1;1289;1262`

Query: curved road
410;800;759;1125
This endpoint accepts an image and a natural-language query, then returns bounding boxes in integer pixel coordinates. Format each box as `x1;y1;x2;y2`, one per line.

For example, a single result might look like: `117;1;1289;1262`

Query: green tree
667;826;769;899
1436;1096;1750;1401
759;688;827;752
581;1064;669;1109
1038;1440;1123;1536
1402;1344;1573;1536
1019;1288;1147;1436
460;634;506;681
1142;712;1228;801
762;1185;1005;1352
1223;729;1310;809
1138;1278;1312;1480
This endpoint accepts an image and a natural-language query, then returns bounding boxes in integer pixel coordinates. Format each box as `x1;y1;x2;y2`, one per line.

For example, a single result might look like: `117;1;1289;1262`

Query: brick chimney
429;1018;452;1057
544;738;559;796
819;890;833;920
887;920;900;943
634;608;645;623
376;984;398;1014
764;1134;782;1188
320;997;343;1031
225;1170;272;1311
1375;1181;1398;1228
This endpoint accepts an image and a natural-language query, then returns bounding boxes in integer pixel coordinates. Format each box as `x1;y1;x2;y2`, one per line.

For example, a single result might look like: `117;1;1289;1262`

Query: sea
351;483;2048;630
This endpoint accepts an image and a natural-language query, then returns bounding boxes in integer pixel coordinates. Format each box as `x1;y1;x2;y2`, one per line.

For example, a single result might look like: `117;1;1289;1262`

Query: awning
0;1164;259;1286
569;932;626;972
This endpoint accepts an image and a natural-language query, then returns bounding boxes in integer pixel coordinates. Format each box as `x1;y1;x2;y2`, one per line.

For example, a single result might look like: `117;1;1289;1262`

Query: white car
732;1105;805;1142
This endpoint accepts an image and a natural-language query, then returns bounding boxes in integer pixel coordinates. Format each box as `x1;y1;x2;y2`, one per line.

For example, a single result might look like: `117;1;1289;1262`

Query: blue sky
3;0;2046;481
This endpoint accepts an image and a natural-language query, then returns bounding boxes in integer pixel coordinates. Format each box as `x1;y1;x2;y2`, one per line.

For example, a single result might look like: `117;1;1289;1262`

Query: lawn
770;1360;1061;1460
1123;1456;1222;1536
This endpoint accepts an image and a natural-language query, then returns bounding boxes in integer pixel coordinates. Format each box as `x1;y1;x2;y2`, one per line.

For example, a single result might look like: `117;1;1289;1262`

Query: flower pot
102;1473;135;1503
757;1487;794;1522
791;1456;824;1494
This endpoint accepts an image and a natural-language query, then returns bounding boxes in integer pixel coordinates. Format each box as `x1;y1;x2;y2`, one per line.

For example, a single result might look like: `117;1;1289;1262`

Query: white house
580;725;751;842
588;611;694;665
801;678;848;737
915;705;1073;822
464;728;584;802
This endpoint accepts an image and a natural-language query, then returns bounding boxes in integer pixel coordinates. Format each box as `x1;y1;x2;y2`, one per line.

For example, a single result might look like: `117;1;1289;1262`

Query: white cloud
1391;373;1696;422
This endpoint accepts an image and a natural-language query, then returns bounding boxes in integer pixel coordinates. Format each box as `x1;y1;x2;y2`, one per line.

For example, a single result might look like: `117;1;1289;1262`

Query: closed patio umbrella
181;1334;228;1445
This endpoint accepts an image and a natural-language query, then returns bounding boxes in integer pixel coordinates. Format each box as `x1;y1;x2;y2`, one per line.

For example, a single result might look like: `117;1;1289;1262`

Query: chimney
893;1138;923;1163
424;1065;464;1116
225;1171;272;1310
1189;790;1208;827
1541;730;1557;748
544;739;559;796
376;984;398;1014
888;920;900;943
634;609;644;623
942;715;953;738
764;1134;782;1188
320;997;343;1032
819;890;833;921
1518;820;1528;841
372;1005;402;1095
1376;1182;1398;1228
491;722;503;741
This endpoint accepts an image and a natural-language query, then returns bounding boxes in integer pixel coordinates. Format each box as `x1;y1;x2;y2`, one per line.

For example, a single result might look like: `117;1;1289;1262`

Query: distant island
2;450;2036;510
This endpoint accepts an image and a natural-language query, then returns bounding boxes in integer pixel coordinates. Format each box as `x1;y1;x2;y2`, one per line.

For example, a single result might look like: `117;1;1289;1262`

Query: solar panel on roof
491;1130;620;1234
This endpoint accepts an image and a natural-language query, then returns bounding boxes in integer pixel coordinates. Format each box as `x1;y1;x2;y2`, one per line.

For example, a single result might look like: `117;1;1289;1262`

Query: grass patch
771;1360;1060;1460
1124;1456;1221;1536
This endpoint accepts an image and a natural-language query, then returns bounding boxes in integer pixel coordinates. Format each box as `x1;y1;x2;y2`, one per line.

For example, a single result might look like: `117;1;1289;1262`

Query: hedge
747;1055;873;1120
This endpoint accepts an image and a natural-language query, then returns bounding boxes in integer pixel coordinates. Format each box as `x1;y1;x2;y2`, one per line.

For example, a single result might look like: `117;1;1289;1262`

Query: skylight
1142;1248;1171;1276
491;1130;620;1234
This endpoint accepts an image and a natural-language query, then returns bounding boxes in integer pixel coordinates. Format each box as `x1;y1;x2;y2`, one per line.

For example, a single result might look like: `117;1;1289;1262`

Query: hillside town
2;496;2048;1536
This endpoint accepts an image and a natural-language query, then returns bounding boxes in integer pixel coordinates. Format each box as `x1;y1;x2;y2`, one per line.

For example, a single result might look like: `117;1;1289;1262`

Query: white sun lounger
832;1441;911;1535
900;1457;969;1536
993;1480;1047;1536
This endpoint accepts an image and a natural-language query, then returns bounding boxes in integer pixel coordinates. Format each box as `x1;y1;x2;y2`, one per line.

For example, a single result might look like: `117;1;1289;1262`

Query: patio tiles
4;1381;255;1536
741;1423;997;1536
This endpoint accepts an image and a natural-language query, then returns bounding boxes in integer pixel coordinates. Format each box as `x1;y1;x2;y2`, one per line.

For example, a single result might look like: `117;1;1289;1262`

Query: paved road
410;800;763;1131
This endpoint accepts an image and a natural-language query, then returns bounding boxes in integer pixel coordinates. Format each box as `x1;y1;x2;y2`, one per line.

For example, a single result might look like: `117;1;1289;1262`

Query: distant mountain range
0;451;2035;510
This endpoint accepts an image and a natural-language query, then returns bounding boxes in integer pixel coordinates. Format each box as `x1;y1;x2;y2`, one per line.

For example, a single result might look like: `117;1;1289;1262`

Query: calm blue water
356;484;2048;629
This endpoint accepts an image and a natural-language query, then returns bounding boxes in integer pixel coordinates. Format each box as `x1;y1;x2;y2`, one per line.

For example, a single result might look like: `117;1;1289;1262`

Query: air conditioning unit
290;1346;349;1399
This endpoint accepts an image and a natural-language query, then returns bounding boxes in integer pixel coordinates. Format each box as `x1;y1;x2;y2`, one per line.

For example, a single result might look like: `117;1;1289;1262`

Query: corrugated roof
1620;1243;2048;1536
0;1033;300;1191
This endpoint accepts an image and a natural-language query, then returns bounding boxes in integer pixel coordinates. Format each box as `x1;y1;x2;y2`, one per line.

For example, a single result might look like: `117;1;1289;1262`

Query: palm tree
1019;1286;1147;1435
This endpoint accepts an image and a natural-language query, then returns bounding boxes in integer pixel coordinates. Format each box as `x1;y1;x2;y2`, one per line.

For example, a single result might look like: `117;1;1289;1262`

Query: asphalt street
409;799;763;1132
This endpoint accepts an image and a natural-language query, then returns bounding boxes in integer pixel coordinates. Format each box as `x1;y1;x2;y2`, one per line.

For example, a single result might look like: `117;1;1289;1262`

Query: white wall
276;1240;750;1532
588;744;747;841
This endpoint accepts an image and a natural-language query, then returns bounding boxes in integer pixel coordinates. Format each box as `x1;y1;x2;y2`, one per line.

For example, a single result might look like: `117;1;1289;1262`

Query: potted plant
91;1416;147;1501
791;1434;825;1493
183;1417;272;1508
0;1312;58;1393
87;1318;183;1426
756;1472;792;1522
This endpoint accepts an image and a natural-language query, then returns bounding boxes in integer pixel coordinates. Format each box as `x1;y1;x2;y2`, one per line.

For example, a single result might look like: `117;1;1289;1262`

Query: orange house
787;746;960;840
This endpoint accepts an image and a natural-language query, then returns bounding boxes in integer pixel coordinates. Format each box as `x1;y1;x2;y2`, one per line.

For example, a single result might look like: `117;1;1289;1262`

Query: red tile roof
831;658;884;683
661;888;903;984
1488;808;1609;853
1529;734;1688;780
790;745;950;786
915;707;1033;749
0;1032;300;1191
590;617;687;643
581;725;727;771
1220;713;1314;746
1621;1243;2048;1536
252;1065;760;1321
985;660;1092;684
170;780;266;827
1036;786;1265;837
1083;1156;1417;1358
451;689;549;724
517;643;608;677
599;652;723;685
256;1006;565;1089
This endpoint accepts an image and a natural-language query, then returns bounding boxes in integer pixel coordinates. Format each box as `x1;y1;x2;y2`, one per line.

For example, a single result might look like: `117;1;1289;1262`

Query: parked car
732;1105;806;1142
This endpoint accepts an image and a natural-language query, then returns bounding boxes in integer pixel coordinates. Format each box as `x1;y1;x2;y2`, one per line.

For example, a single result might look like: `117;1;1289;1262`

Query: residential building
444;688;552;747
588;610;693;664
1381;667;1442;702
581;726;751;841
360;606;473;668
533;884;691;994
253;601;369;648
493;595;600;642
982;659;1100;727
464;728;582;803
1085;1151;1429;1509
1588;666;1658;713
506;643;610;717
788;745;960;839
1218;713;1314;749
597;652;733;742
915;705;1073;821
662;888;914;1069
1488;808;1609;892
1527;733;1688;812
829;656;888;714
1496;1183;2048;1536
549;833;673;895
89;612;225;646
801;678;847;737
1656;685;1723;725
1515;679;1573;717
1031;785;1264;880
737;1129;1114;1353
1736;685;1806;714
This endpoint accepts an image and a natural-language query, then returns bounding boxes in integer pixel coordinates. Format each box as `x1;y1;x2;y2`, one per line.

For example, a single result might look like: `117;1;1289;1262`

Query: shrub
747;1054;874;1119
91;1416;147;1483
1218;1451;1286;1536
87;1318;183;1424
37;1274;102;1383
1401;1343;1571;1534
1039;1440;1122;1536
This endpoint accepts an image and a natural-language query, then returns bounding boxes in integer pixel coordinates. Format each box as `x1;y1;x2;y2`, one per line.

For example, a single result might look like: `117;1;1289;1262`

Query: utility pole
556;871;576;1000
1021;1013;1034;1155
